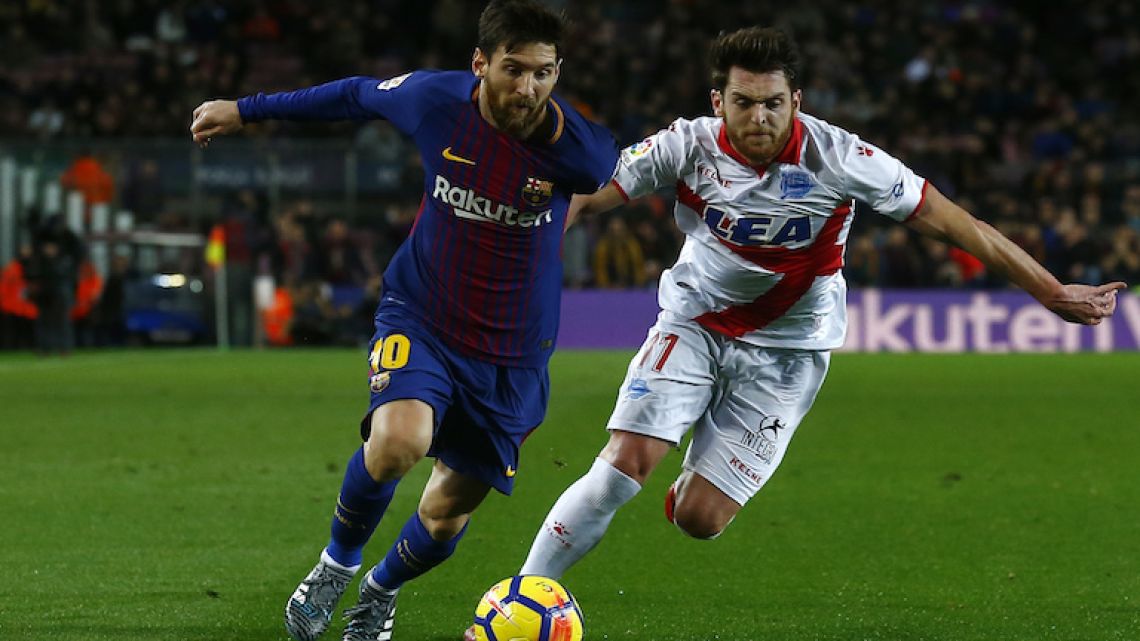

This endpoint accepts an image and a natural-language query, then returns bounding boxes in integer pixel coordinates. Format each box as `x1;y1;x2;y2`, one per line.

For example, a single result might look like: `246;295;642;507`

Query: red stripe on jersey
676;180;853;338
904;179;930;222
409;195;427;234
611;179;631;202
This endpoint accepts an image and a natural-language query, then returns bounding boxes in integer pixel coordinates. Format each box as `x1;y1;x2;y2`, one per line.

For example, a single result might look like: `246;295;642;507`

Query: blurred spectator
843;235;879;287
878;227;923;287
0;244;39;349
220;189;265;346
633;217;679;285
26;215;84;355
120;159;166;223
60;150;114;206
72;259;104;346
320;217;366;286
562;221;592;289
93;254;131;347
1101;227;1140;285
263;281;296;347
290;280;338;345
593;214;645;289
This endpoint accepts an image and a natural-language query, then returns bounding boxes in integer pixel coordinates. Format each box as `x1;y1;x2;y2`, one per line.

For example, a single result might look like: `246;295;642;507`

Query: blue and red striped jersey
238;70;619;367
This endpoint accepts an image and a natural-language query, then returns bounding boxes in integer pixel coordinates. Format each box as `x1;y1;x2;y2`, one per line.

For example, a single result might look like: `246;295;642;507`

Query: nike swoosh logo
442;147;476;166
505;466;516;477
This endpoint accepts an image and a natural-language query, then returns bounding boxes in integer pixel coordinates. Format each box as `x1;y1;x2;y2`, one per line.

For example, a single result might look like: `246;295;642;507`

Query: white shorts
607;311;830;505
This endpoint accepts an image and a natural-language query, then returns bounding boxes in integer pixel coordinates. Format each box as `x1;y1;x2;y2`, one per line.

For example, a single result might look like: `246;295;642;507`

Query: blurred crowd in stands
2;0;1139;348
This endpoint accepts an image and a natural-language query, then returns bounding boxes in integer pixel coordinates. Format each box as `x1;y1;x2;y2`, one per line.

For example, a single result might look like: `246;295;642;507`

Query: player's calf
668;473;739;540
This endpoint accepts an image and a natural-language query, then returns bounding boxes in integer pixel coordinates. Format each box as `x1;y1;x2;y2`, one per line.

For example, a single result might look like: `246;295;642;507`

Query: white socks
520;457;642;579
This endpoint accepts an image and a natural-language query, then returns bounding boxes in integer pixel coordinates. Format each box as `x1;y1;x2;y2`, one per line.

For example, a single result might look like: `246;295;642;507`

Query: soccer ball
471;575;584;641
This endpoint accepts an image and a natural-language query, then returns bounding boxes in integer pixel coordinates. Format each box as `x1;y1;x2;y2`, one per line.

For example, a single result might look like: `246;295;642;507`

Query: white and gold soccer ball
470;575;584;641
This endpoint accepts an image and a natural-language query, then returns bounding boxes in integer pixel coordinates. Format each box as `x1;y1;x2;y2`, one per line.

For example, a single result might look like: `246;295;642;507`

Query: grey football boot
285;551;358;641
342;578;399;641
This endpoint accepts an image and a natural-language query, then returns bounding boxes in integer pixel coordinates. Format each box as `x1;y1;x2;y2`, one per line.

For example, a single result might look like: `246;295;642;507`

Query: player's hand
190;100;243;147
1044;282;1127;325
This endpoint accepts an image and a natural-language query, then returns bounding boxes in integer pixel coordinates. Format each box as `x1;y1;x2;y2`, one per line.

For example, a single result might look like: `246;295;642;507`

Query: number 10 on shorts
638;332;679;372
369;334;411;372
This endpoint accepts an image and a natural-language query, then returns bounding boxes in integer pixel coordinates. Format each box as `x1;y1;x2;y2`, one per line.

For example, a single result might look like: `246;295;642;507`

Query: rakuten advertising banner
558;289;1140;352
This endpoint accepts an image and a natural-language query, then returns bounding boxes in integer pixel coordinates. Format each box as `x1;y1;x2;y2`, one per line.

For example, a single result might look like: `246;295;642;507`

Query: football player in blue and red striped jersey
191;2;618;639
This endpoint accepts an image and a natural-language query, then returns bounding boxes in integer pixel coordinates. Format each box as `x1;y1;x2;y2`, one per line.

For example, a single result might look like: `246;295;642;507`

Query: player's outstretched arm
190;100;242;146
905;185;1126;325
566;182;627;228
190;76;412;147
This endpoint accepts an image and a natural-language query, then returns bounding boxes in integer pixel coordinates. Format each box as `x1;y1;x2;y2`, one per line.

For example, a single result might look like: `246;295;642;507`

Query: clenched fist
190;100;243;147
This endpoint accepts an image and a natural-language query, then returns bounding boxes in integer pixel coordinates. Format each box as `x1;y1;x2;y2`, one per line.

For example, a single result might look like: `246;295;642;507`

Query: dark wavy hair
477;0;566;60
709;27;803;91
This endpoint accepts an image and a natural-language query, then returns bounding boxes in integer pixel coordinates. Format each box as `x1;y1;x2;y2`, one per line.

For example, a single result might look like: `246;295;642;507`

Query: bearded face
474;43;560;139
713;67;801;165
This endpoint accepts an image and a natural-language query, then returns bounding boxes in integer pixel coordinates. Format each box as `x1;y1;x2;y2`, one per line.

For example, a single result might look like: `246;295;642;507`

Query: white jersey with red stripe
611;112;928;350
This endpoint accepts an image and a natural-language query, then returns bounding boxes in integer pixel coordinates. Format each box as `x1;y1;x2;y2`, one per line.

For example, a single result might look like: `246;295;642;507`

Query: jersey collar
717;115;804;175
470;79;565;145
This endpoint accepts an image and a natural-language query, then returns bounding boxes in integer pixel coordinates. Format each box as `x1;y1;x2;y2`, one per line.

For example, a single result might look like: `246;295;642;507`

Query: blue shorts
361;302;549;495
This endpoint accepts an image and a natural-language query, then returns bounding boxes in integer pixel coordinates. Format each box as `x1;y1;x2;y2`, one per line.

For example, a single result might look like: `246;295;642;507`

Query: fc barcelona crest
522;177;554;207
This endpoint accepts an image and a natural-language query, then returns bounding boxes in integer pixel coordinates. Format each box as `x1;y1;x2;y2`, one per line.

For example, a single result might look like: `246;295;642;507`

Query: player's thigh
607;312;719;445
684;347;830;506
359;316;455;476
418;459;493;539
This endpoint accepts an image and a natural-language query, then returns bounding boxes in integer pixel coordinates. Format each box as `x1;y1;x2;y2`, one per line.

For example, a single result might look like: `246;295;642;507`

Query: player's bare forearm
566;182;626;228
906;185;1125;325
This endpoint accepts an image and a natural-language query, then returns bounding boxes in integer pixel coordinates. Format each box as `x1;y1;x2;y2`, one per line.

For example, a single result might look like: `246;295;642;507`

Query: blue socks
369;513;468;589
326;447;399;568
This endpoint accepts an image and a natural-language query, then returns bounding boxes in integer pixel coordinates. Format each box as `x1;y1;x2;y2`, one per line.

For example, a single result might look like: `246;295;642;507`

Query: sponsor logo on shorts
625;378;651;400
740;415;785;463
729;455;764;486
740;431;777;463
758;416;786;439
369;371;391;393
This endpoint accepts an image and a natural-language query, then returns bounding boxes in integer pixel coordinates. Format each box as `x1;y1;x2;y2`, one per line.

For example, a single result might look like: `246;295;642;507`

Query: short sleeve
612;119;695;200
573;123;620;195
841;136;928;221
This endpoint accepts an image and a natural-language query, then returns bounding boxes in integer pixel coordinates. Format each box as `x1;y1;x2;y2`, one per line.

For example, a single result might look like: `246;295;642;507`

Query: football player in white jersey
488;26;1126;602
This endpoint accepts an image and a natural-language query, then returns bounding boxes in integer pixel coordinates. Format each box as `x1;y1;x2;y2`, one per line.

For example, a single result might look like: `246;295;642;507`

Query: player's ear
791;88;802;113
472;47;488;78
710;89;724;117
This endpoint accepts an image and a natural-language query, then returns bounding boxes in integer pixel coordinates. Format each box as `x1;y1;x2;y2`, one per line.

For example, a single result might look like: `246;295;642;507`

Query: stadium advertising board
559;289;1140;352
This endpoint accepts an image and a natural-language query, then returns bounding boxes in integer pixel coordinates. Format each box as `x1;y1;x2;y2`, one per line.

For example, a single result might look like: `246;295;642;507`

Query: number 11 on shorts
638;332;678;372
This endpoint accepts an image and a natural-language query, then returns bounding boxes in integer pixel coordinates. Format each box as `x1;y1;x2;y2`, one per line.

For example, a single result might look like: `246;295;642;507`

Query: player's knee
363;426;429;480
600;431;670;484
418;510;470;541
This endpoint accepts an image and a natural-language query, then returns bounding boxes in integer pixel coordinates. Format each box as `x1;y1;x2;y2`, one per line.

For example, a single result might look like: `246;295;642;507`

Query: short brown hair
478;0;566;60
709;27;802;92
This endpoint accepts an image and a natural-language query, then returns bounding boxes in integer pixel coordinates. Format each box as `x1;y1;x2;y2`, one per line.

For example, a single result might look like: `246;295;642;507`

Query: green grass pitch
1;349;1137;640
